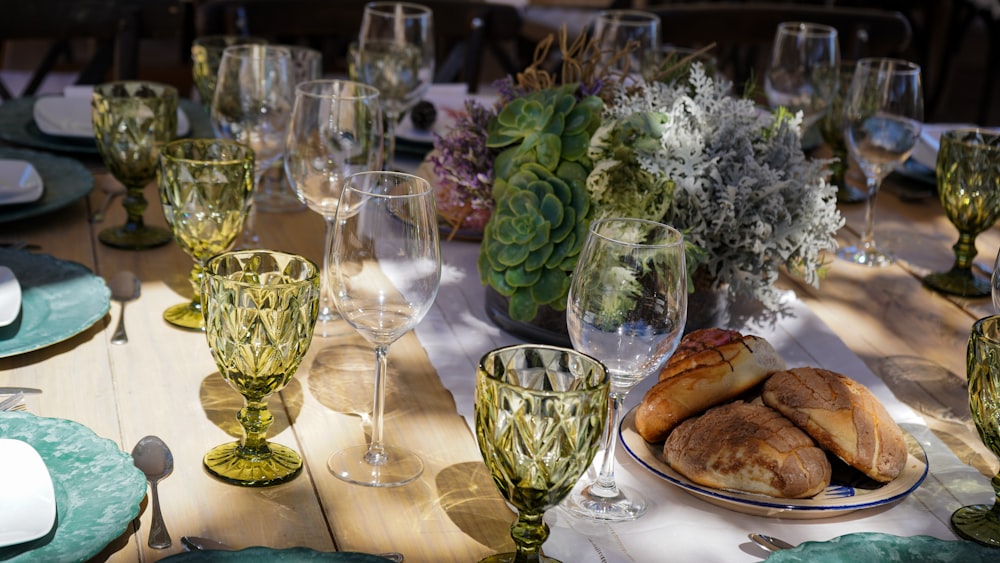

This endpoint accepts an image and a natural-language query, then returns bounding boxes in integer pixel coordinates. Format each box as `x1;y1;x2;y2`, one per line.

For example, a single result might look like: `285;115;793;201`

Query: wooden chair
196;0;524;93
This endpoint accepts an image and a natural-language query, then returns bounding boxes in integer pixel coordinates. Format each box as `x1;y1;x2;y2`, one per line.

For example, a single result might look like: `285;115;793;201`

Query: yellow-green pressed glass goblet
92;81;178;250
952;314;1000;546
201;250;320;486
475;344;609;563
923;129;1000;297
158;139;255;330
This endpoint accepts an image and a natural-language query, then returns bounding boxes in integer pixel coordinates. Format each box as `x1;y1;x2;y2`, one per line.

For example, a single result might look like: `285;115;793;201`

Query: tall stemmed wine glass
211;44;295;245
191;35;268;108
354;2;435;171
284;79;384;338
201;250;320;486
475;344;609;563
592;9;661;78
327;171;441;487
838;57;923;267
92;81;178;250
923;129;1000;296
764;22;840;131
158;139;255;330
952;314;1000;546
563;217;687;521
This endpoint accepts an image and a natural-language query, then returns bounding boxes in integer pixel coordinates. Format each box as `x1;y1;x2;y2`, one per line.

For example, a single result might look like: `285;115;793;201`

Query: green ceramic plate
0;412;146;562
163;547;395;562
765;532;997;562
0;97;213;156
0;146;93;224
0;249;110;358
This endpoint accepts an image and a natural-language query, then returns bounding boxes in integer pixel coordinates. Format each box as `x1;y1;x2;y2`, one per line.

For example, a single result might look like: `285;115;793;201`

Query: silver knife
0;387;42;395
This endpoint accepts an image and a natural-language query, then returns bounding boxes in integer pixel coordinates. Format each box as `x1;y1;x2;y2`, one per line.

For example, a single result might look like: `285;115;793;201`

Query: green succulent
478;84;603;322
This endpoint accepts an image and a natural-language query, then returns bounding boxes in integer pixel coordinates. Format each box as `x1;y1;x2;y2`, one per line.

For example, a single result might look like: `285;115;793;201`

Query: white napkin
911;123;1000;170
0;266;21;327
0;439;56;548
0;160;43;206
33;85;191;138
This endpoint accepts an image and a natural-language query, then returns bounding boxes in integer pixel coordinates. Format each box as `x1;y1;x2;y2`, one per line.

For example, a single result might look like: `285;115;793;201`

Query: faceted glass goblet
475;344;609;563
158;139;255;330
923;129;1000;297
201;250;320;486
92;81;178;250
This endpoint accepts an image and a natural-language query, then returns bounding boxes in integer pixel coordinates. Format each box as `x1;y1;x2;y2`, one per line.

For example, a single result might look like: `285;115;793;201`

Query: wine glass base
836;245;894;268
163;302;205;331
98;225;172;250
922;269;991;297
479;553;561;563
561;483;647;521
204;440;303;487
951;504;1000;547
327;444;423;488
314;306;351;338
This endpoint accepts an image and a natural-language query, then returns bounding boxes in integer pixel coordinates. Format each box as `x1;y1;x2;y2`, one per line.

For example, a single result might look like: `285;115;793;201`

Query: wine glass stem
385;110;399;172
860;175;881;251
590;389;627;495
240;166;269;248
320;216;336;319
365;344;391;465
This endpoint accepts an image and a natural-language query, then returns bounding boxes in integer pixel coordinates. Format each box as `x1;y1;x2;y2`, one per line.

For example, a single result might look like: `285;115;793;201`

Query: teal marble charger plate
0;97;213;156
765;532;997;562
0;146;93;224
0;249;110;358
163;547;395;562
0;411;146;562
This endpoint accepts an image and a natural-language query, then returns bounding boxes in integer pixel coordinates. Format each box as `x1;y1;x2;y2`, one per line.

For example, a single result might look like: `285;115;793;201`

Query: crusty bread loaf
664;401;832;498
761;367;907;483
635;331;786;442
659;328;746;381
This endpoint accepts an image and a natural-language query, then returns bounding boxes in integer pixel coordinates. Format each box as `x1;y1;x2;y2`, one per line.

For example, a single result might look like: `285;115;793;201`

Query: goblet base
327;444;423;488
837;245;894;268
951;503;1000;547
163;302;205;331
204;440;303;487
479;553;561;563
561;483;646;521
99;225;171;250
923;269;991;297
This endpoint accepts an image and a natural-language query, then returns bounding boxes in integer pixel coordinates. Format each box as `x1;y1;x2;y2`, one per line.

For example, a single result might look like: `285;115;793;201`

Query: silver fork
0;392;25;411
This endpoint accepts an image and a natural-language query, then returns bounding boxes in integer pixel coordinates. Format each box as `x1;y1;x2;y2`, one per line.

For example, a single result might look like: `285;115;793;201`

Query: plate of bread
621;328;928;519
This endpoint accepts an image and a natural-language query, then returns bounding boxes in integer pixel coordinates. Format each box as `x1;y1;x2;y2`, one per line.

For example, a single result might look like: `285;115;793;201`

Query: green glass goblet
923;129;1000;296
158;139;255;330
952;314;1000;546
475;344;609;563
201;250;320;486
92;81;177;250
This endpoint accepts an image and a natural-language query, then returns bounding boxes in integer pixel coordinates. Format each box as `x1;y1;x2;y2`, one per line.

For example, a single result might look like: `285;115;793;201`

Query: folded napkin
911;123;1000;170
0;438;55;548
0;160;43;205
33;85;191;138
0;265;21;327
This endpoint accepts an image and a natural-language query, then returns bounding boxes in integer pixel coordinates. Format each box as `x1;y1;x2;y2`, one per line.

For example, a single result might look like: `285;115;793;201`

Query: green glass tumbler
158;139;255;330
201;250;320;486
475;344;609;563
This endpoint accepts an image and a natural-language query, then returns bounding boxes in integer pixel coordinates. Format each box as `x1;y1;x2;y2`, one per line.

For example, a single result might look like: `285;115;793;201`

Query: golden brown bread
658;328;746;381
663;401;832;498
635;331;786;442
761;367;907;483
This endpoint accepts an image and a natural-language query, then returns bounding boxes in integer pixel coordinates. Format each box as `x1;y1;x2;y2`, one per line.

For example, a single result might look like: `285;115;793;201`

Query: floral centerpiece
429;32;843;333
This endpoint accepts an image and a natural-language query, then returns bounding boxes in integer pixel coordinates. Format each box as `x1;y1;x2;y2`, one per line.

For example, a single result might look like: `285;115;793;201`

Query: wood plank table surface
1;116;998;561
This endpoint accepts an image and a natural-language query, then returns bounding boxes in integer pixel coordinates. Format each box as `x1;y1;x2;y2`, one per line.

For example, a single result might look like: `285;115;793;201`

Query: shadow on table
198;372;302;438
434;461;513;554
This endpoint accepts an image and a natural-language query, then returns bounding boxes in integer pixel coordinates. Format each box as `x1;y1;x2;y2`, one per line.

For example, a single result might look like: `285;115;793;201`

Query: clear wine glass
354;1;435;172
838;57;923;267
327;170;441;487
284;79;384;338
592;9;661;79
562;217;687;521
211;44;295;246
191;35;268;109
764;22;840;131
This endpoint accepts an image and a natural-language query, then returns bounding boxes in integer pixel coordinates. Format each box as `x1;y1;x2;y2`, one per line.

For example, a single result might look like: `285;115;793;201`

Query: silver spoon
109;271;140;345
89;182;126;223
132;435;174;549
748;532;796;552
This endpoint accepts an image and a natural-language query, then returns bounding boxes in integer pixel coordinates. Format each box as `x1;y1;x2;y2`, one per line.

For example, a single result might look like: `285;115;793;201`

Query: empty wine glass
923;129;1000;297
838;57;923;267
284;79;384;338
92;81;178;250
562;218;687;521
952;314;1000;546
354;2;435;171
475;344;609;563
764;22;840;131
158;139;255;330
592;9;661;78
211;44;295;245
191;35;268;108
327;170;441;487
201;250;320;486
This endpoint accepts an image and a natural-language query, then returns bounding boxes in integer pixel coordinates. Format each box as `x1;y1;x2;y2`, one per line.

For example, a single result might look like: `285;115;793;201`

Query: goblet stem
366;344;391;465
237;399;275;455
510;511;549;562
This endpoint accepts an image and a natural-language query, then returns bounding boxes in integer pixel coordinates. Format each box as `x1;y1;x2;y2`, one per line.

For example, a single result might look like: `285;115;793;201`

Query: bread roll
635;331;786;442
761;367;907;483
664;401;831;498
659;328;746;381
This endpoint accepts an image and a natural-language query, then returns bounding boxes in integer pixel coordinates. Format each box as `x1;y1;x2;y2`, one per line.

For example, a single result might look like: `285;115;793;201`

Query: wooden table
0;135;997;561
